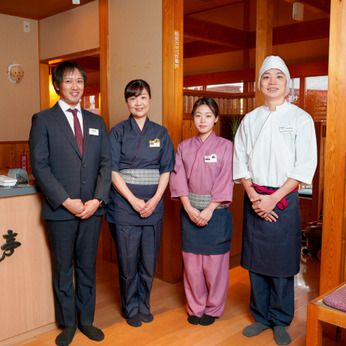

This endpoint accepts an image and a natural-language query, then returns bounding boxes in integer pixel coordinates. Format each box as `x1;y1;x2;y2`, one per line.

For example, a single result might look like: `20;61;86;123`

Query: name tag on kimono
204;154;217;163
149;138;160;148
279;127;293;133
89;128;99;136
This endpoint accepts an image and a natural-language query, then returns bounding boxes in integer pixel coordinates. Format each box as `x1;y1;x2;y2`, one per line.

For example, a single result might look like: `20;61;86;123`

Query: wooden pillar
159;0;184;283
99;0;109;129
320;0;346;293
255;0;273;106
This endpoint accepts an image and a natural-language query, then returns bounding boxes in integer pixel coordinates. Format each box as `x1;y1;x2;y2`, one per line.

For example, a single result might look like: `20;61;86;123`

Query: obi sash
119;169;160;185
189;192;229;210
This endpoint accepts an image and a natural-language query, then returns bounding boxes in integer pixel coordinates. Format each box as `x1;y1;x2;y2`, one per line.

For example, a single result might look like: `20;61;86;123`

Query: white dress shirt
233;101;317;187
58;99;84;135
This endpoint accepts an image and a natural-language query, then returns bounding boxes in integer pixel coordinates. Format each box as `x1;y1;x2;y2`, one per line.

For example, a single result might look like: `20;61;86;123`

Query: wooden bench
306;283;346;345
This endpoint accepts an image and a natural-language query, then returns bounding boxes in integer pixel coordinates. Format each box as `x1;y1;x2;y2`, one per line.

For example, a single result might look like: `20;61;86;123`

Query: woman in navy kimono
107;79;174;327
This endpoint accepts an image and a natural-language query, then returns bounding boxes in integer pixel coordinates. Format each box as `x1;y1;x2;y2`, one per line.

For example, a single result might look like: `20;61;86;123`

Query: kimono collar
129;114;149;132
197;131;217;143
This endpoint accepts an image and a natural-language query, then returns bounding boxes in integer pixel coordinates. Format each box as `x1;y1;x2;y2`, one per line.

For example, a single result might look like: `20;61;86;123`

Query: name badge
89;128;99;136
279;127;293;133
149;138;160;148
204;154;217;163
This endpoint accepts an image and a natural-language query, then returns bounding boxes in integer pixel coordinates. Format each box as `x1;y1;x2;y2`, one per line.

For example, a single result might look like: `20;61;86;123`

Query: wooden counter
0;192;55;343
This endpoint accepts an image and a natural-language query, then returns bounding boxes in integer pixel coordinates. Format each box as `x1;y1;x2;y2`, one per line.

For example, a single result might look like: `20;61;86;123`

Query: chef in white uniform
233;55;317;345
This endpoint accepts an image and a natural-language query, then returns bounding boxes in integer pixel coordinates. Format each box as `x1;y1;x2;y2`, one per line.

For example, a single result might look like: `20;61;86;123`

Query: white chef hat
258;55;291;95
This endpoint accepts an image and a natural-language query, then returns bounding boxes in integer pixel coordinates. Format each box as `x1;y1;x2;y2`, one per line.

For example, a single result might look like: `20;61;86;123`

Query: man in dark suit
29;61;111;346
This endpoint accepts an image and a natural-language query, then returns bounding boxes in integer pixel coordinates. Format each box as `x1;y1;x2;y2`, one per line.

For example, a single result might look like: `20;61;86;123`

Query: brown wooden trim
184;68;254;86
293;0;330;13
99;0;109;129
320;0;346;294
40;48;100;64
184;1;243;16
0;140;28;144
183;89;255;99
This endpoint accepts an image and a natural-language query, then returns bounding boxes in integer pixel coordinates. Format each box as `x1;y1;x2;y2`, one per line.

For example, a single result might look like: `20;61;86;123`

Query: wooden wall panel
0;141;30;173
320;0;346;293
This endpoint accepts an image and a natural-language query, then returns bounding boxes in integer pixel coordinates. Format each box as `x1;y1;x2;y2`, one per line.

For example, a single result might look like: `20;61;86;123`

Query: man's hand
63;198;85;215
76;199;100;219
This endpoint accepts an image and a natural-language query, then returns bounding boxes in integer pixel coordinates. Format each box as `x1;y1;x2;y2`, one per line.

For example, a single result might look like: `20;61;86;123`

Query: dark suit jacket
29;103;111;220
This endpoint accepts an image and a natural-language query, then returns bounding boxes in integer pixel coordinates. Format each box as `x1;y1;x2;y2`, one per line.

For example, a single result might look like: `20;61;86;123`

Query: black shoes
79;325;104;342
187;314;216;326
127;315;142;327
140;312;154;323
55;326;77;346
127;312;154;327
199;314;215;326
187;315;200;325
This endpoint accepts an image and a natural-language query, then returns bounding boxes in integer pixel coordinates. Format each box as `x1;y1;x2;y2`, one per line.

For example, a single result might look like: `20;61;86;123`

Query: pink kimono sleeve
211;141;234;203
169;142;190;199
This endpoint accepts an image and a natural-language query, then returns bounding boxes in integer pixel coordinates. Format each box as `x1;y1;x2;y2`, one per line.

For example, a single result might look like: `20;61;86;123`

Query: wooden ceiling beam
272;18;329;45
184;18;329;58
284;0;330;14
184;41;239;58
184;17;249;49
184;61;328;86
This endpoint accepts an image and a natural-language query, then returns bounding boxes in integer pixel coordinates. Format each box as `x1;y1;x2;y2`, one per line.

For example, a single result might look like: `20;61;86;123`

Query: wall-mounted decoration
7;64;24;84
0;230;21;262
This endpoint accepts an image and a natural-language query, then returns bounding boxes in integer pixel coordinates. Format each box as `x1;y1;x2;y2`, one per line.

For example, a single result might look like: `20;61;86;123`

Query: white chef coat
233;101;317;187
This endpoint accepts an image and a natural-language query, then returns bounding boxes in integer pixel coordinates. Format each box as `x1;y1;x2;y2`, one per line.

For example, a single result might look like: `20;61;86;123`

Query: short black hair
124;79;151;100
52;60;87;94
192;97;219;117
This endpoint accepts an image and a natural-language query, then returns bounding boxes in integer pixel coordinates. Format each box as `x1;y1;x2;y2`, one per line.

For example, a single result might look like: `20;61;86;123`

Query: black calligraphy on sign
0;230;21;262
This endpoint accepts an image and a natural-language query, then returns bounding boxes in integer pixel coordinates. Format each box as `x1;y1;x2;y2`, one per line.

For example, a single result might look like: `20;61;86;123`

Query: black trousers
46;216;102;327
109;223;162;319
249;271;295;327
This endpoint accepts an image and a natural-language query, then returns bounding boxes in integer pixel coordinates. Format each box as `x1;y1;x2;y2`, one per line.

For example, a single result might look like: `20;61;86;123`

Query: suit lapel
52;103;82;159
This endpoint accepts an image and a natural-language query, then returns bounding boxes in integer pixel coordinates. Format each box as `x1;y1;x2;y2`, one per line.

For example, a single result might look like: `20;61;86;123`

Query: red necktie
68;108;84;155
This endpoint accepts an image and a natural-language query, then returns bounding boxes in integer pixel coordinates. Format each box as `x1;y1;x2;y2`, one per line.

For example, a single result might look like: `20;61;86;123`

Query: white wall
108;0;162;127
0;14;40;141
40;1;99;60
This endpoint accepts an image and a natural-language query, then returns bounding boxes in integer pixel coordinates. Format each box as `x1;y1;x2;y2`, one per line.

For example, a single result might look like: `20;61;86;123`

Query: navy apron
241;190;301;277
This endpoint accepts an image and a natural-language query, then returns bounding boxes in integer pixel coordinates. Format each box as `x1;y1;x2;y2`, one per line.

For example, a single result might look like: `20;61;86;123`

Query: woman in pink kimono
170;97;234;326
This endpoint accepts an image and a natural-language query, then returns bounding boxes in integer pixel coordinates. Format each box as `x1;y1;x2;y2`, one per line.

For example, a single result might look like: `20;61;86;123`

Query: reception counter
0;188;55;343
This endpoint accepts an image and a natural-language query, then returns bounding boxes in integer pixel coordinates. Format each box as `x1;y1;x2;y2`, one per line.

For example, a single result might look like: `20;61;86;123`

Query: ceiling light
292;2;304;21
72;0;80;5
